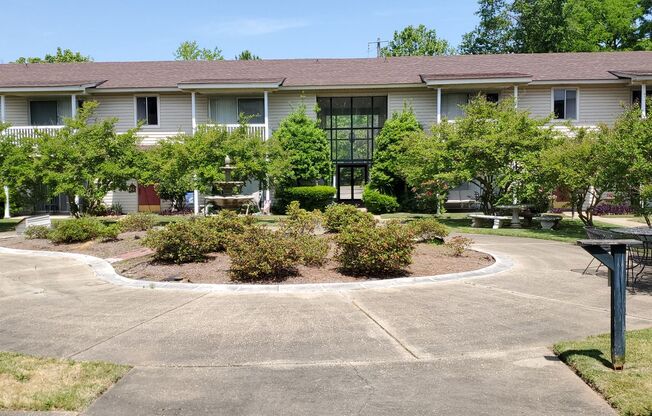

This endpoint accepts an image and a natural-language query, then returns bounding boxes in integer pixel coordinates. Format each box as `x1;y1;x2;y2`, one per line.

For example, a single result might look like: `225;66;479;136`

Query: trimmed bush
323;203;375;233
98;224;121;241
407;217;448;242
276;186;336;213
445;235;474;257
336;221;415;276
280;201;323;235
143;212;254;263
362;187;400;214
296;234;330;267
143;219;213;263
49;217;111;244
227;226;301;281
24;225;51;240
118;212;157;232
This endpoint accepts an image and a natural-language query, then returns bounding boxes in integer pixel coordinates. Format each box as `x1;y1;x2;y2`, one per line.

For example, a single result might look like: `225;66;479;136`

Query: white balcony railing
205;123;267;138
3;126;65;140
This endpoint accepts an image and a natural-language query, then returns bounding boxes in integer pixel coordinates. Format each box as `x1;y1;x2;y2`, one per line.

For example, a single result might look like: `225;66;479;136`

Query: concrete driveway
1;234;651;415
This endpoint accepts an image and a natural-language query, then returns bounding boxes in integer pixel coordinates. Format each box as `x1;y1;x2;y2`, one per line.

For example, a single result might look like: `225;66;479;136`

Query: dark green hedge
275;186;336;213
362;187;399;214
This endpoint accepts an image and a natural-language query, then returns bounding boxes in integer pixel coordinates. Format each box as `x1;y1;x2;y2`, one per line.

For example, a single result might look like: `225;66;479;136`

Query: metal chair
627;234;652;284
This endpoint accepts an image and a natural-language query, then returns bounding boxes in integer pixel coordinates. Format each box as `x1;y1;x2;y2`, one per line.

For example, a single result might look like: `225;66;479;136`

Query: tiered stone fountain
204;156;255;210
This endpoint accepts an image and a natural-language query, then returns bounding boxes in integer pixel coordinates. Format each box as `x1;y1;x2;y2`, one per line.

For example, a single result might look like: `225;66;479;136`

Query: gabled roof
0;52;651;91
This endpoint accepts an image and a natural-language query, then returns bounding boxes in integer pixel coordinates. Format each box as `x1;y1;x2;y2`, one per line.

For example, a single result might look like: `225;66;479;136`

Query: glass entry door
337;165;367;201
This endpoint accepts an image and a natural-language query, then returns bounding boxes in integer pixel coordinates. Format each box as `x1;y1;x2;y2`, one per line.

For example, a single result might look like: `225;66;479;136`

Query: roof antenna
368;37;388;58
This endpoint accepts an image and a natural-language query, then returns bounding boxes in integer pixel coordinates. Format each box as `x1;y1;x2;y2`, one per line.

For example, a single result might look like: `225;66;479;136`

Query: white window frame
133;95;160;128
551;88;579;121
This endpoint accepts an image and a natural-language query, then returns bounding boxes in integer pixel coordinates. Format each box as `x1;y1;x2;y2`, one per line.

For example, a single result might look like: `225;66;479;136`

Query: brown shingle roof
1;52;652;90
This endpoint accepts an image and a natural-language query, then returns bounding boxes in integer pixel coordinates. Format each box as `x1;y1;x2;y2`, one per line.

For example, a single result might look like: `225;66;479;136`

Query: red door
138;185;161;212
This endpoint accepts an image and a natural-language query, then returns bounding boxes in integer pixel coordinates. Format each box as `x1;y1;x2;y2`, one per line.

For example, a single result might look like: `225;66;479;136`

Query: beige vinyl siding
577;86;630;125
102;180;138;213
195;94;209;125
516;87;551;119
268;92;317;132
387;90;437;131
92;93;192;145
4;96;28;125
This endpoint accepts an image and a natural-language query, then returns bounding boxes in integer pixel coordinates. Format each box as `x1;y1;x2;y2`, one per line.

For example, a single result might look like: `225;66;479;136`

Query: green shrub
142;212;254;263
142;219;213;263
362;187;400;214
119;212;157;231
227;226;301;281
275;186;336;213
323;203;375;233
49;217;109;244
280;201;323;235
98;224;121;241
201;211;255;252
296;234;330;267
445;236;474;257
24;225;51;240
336;221;415;276
407;217;448;242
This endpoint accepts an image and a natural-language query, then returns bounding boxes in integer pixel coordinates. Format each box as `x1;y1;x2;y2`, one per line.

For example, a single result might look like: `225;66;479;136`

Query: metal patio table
611;227;652;284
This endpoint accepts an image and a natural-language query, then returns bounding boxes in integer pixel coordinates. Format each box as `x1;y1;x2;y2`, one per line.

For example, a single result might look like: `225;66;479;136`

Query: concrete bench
469;214;512;229
533;215;563;230
15;215;52;234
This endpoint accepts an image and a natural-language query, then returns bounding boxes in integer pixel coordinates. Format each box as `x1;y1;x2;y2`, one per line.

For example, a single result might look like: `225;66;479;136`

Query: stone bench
469;214;512;229
533;215;563;230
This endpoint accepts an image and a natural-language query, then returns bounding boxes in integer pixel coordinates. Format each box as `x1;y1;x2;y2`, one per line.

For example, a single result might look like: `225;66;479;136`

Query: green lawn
554;328;652;416
0;218;21;233
0;351;130;412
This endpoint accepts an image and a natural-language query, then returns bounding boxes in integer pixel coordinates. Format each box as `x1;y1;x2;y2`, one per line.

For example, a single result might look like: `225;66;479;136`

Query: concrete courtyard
1;234;651;415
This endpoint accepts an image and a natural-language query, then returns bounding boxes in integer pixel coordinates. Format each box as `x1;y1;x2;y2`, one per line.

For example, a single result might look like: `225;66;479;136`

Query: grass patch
553;328;652;416
437;216;618;243
0;351;130;412
0;218;21;233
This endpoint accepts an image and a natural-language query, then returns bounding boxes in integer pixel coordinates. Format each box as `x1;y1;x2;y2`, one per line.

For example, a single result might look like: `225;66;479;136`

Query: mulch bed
0;232;494;285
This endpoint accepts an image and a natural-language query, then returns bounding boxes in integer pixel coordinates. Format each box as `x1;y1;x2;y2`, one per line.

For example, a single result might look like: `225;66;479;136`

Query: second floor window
136;96;158;126
553;89;577;120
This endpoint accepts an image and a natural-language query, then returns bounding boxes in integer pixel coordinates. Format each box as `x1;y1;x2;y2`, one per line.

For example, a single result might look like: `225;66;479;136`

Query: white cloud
205;17;309;36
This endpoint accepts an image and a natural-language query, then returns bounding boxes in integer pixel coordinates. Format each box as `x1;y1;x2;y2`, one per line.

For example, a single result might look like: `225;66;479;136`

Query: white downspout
71;94;77;118
513;85;518;109
436;88;442;124
191;92;200;214
191;92;197;133
1;95;8;218
642;84;647;119
263;90;271;204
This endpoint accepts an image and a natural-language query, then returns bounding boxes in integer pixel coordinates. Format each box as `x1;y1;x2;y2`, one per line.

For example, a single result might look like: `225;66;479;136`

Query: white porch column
513;85;519;108
193;174;200;215
191;92;197;133
263;91;270;140
1;95;5;123
642;84;647;119
436;88;442;124
71;94;77;118
3;185;10;219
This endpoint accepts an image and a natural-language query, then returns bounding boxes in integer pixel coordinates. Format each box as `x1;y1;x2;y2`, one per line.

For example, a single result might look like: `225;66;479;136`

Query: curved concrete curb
0;245;513;293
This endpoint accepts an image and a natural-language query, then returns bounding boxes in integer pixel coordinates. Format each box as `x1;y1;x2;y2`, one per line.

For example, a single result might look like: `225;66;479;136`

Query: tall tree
459;0;515;54
14;47;92;64
511;0;570;52
381;25;454;57
174;40;224;61
236;50;261;60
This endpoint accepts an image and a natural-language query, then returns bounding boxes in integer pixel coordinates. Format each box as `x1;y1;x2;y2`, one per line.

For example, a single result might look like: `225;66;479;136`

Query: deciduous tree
174;40;224;61
381;25;454;57
14;47;92;63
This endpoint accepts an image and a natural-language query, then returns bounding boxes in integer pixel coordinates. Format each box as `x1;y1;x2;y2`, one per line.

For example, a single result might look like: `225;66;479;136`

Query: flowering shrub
592;203;633;216
336;221;415;276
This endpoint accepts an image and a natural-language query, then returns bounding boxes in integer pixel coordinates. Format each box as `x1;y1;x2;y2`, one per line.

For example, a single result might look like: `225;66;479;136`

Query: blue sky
0;0;480;63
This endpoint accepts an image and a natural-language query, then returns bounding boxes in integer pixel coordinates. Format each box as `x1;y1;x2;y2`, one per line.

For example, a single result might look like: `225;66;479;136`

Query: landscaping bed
114;240;492;284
